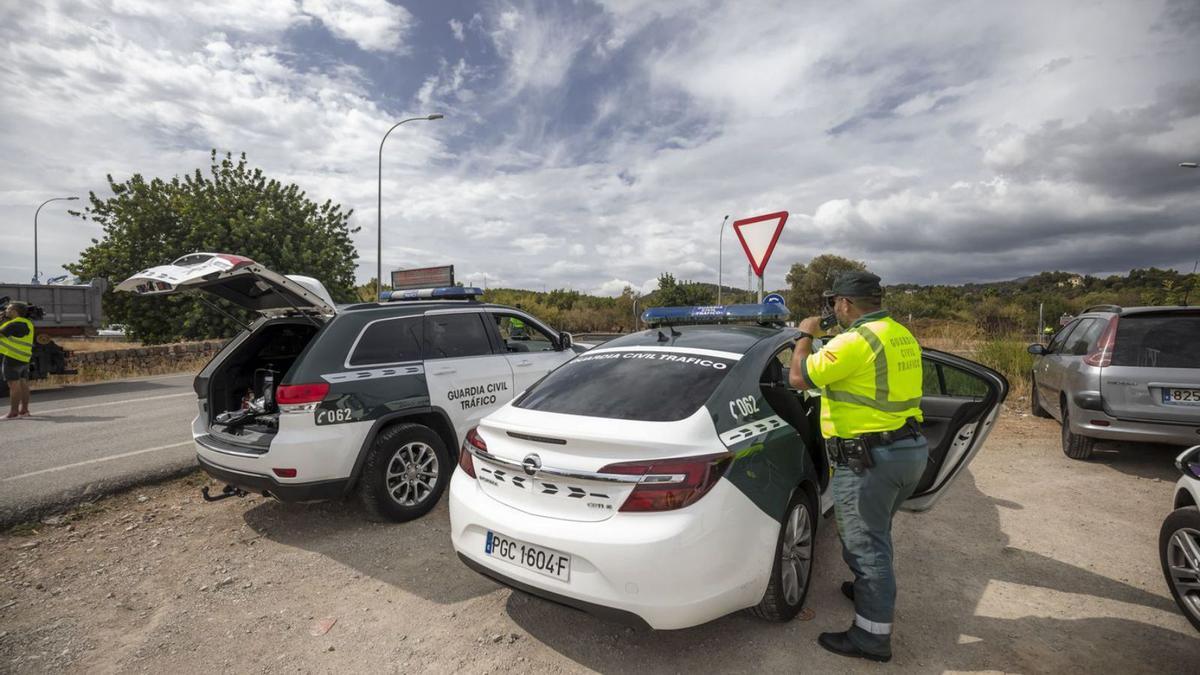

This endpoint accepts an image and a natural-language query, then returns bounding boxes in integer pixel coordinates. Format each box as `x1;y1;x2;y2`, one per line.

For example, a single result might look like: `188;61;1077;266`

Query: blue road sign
763;293;786;305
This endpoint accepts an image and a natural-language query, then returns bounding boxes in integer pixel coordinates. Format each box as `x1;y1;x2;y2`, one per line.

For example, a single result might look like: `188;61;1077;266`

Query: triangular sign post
732;211;788;278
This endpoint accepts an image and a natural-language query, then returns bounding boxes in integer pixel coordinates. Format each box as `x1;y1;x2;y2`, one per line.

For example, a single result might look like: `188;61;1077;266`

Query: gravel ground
1;409;1196;673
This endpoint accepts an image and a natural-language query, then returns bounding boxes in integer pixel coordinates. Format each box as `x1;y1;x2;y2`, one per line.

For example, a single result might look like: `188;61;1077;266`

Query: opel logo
522;453;542;476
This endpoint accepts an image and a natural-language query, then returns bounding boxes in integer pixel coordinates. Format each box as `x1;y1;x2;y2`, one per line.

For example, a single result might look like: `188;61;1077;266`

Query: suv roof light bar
1081;304;1122;315
381;286;483;302
641;303;790;327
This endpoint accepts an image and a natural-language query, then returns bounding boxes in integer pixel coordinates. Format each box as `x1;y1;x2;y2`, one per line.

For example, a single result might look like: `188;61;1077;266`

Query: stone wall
69;340;227;370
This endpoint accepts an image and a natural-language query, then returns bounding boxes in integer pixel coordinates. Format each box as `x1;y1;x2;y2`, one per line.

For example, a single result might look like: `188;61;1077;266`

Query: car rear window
1112;314;1200;368
514;349;737;422
349;317;422;366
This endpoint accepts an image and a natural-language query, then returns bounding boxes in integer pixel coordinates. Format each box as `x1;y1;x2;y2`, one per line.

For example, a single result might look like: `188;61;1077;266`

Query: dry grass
911;320;984;354
55;338;142;352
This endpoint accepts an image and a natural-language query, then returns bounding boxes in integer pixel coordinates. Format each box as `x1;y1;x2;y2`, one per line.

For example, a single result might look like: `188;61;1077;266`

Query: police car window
423;313;493;359
349;317;422;366
922;360;987;398
492;313;556;353
515;350;736;422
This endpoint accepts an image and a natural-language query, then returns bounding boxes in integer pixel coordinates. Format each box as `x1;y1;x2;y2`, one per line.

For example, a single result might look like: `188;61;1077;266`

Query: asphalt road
0;373;198;526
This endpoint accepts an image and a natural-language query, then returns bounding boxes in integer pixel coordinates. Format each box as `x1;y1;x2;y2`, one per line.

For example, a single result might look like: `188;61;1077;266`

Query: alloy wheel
385;442;440;507
780;501;814;606
1166;526;1200;623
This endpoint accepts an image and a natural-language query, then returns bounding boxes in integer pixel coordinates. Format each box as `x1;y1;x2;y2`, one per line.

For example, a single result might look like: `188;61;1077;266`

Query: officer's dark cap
823;271;883;299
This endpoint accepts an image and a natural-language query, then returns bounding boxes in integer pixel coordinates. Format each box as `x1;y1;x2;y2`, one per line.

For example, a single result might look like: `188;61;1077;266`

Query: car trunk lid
115;252;336;317
470;405;720;522
1099;310;1200;424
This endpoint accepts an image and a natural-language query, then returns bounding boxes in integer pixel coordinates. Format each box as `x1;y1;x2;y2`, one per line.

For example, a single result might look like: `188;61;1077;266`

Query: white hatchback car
1162;444;1200;632
449;305;1007;629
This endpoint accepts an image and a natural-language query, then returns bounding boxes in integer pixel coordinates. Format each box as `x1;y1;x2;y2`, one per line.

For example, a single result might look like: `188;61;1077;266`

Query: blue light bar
641;303;789;327
381;286;483;301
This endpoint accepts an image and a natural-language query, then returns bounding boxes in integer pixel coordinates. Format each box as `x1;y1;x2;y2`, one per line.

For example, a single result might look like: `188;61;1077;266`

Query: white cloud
449;18;465;41
302;0;414;53
590;278;636;296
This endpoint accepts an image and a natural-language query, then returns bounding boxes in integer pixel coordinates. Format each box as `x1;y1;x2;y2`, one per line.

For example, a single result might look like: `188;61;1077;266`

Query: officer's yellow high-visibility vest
803;311;923;439
0;317;34;364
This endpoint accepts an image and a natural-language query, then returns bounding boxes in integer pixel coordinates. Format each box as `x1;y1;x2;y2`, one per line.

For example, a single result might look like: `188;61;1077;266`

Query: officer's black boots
817;630;892;663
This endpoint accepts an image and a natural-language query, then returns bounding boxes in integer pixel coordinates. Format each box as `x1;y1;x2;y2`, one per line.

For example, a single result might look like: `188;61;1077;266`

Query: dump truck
0;278;107;397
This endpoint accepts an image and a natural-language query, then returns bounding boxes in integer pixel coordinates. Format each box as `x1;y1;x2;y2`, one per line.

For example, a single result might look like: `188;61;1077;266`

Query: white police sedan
449;304;1007;629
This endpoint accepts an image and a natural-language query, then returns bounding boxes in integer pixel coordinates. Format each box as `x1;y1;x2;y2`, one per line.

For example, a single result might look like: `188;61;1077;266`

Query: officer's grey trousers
831;435;929;655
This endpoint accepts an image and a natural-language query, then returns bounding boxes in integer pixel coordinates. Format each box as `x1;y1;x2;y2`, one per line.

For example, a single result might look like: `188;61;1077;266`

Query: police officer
788;271;926;663
1;301;35;419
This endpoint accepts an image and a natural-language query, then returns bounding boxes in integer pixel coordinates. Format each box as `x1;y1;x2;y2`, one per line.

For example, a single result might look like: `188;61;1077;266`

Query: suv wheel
1160;507;1200;632
1030;377;1051;418
751;487;815;622
358;423;450;522
1060;405;1095;460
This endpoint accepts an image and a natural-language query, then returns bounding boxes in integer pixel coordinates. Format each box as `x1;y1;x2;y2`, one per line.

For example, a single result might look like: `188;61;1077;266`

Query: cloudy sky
2;0;1198;295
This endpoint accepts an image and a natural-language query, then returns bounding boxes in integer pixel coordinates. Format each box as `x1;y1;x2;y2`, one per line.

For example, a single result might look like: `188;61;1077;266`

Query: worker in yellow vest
1;301;35;418
788;271;925;663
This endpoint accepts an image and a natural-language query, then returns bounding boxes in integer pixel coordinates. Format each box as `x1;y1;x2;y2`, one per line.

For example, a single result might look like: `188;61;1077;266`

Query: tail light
459;426;485;478
599;453;732;512
275;382;330;405
1083;317;1119;367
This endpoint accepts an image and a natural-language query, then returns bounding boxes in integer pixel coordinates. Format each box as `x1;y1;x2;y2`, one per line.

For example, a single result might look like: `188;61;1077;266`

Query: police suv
450;304;1008;629
117;253;581;522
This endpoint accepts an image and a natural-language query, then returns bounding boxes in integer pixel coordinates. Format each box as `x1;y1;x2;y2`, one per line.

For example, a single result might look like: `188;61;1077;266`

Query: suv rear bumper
1072;408;1200;447
196;455;348;503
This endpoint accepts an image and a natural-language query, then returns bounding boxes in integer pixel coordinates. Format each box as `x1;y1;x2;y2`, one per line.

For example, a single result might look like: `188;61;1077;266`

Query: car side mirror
1176;445;1200;479
1027;344;1046;356
558;331;573;351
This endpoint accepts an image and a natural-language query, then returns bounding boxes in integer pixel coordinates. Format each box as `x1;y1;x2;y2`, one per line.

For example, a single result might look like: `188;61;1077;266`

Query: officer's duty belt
827;417;921;465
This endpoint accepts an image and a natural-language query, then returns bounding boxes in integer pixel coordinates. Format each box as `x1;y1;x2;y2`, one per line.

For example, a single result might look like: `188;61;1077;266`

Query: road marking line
1;441;193;482
32;392;194;416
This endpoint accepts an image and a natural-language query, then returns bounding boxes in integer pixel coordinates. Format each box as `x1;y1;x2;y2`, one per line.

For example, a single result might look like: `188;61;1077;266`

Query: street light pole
716;214;729;305
377;113;444;300
33;196;79;284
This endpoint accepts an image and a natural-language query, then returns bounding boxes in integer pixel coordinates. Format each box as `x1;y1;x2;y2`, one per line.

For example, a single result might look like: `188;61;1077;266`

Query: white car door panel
422;312;515;446
485;310;574;393
904;349;1008;512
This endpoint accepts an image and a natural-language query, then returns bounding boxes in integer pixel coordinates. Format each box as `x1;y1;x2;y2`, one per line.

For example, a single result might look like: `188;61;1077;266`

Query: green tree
647;273;715;307
67;151;359;343
785;254;869;318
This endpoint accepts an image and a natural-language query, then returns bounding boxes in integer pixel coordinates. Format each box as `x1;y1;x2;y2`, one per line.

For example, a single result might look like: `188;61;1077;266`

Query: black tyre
751;487;816;622
358;423;451;522
1060;405;1095;460
1160;506;1200;632
1030;377;1051;418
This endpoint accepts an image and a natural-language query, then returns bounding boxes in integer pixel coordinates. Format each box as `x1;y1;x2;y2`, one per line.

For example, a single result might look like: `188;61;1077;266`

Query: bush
975;338;1033;395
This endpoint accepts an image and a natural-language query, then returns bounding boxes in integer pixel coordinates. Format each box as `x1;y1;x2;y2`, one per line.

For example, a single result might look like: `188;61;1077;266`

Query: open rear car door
115;253;335;317
903;348;1009;511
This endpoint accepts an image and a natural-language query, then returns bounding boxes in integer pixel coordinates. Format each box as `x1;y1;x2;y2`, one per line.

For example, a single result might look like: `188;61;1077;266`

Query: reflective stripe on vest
0;317;34;363
820;316;923;438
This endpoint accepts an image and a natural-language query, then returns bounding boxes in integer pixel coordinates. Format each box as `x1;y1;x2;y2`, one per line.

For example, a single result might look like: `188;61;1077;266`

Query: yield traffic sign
732;211;788;277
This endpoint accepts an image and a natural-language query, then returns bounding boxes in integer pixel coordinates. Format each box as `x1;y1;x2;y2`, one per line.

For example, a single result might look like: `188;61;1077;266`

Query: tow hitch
201;484;249;502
